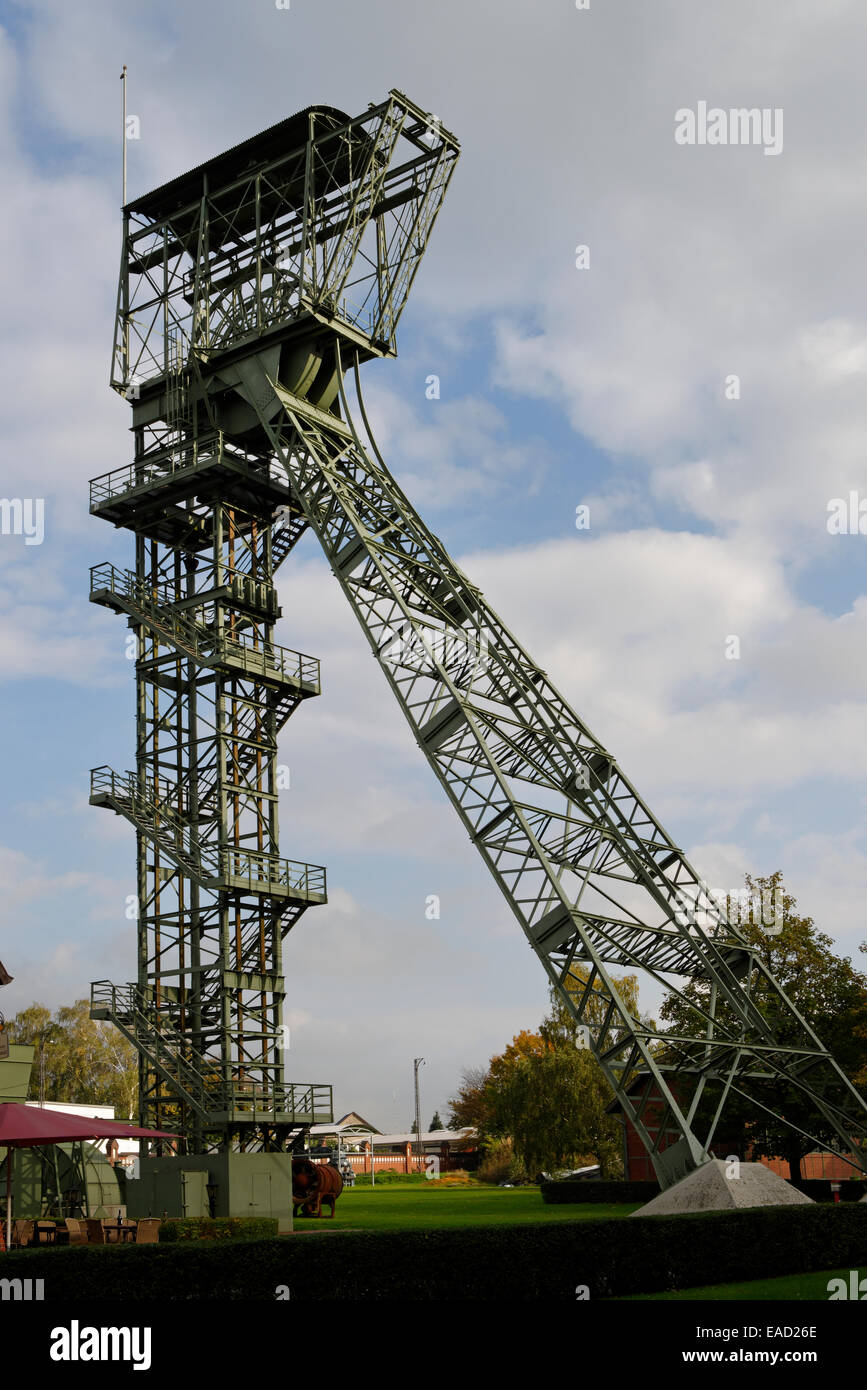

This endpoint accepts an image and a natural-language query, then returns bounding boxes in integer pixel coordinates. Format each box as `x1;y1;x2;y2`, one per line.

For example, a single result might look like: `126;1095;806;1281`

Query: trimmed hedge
791;1179;867;1203
541;1176;867;1204
541;1180;659;1204
3;1204;866;1300
159;1217;278;1242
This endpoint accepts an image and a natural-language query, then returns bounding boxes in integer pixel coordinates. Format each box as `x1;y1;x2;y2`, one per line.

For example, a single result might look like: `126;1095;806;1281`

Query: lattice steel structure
92;89;867;1184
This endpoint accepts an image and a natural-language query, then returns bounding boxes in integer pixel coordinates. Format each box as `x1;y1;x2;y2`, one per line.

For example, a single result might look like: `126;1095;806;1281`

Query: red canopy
0;1101;174;1146
0;1102;176;1251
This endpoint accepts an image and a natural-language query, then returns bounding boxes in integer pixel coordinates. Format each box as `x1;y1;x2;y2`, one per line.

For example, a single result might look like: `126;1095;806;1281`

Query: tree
488;1046;623;1176
429;1110;444;1131
481;980;634;1176
489;1029;548;1085
447;1037;549;1146
447;1065;493;1137
660;872;867;1180
447;965;644;1176
10;999;138;1118
540;969;642;1049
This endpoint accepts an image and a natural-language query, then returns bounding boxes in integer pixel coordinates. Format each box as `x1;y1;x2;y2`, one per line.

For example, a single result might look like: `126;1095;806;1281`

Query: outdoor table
104;1217;137;1244
34;1220;56;1244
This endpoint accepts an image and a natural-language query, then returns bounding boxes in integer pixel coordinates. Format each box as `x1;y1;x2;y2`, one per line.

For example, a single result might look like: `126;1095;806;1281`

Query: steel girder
89;451;331;1152
95;86;867;1185
242;347;867;1188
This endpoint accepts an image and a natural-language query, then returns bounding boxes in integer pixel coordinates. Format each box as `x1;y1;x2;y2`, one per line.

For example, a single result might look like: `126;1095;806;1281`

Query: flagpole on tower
120;65;127;206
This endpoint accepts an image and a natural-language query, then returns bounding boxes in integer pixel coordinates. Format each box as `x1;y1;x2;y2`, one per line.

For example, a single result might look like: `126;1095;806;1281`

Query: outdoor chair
64;1218;87;1245
85;1218;107;1245
134;1218;161;1244
11;1219;34;1248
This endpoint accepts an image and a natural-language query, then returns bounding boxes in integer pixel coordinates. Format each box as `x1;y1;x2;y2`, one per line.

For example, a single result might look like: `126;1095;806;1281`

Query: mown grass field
294;1183;640;1231
613;1267;853;1301
293;1185;857;1300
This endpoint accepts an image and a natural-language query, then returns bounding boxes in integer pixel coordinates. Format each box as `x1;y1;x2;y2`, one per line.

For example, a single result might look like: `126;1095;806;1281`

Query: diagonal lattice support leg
238;347;867;1189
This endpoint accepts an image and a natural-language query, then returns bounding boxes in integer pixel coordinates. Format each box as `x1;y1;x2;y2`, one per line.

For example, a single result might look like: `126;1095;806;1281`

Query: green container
127;1152;293;1229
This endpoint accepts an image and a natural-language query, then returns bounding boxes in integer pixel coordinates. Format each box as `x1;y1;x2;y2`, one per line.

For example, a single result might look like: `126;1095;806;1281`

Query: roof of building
370;1130;475;1146
314;1127;476;1147
310;1111;381;1136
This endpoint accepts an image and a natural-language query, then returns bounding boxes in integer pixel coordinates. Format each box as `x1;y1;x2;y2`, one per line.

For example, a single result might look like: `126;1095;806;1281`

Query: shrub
541;1179;660;1204
348;1169;477;1188
351;1170;426;1186
791;1179;867;1203
159;1217;278;1242
3;1204;865;1300
477;1137;527;1186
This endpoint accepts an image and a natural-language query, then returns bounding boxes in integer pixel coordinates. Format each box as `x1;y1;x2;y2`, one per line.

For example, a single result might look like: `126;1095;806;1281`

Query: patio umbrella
0;1102;175;1249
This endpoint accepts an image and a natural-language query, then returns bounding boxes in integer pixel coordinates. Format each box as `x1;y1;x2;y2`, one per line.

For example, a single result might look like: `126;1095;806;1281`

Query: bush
791;1179;867;1203
159;1217;278;1242
477;1138;528;1186
350;1170;426;1186
541;1176;867;1204
4;1204;866;1300
541;1179;660;1204
349;1169;477;1188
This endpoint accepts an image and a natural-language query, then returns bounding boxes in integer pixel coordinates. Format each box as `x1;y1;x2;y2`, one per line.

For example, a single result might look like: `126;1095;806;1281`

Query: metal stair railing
89;562;320;691
91;982;333;1122
90;981;213;1119
89;765;326;901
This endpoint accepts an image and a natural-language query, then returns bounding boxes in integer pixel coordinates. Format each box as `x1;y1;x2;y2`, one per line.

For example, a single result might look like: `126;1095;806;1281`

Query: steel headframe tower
92;90;867;1188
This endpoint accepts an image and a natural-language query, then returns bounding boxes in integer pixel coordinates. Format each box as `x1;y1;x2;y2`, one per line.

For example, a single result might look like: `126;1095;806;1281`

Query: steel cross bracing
246;349;867;1188
90;88;459;1156
88;426;331;1155
94;87;866;1184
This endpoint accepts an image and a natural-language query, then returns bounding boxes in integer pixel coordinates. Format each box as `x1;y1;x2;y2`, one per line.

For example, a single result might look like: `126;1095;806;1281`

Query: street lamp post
0;961;11;1062
413;1057;425;1175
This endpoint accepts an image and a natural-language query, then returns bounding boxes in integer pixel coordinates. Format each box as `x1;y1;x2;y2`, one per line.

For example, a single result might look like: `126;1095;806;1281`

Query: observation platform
90;432;298;545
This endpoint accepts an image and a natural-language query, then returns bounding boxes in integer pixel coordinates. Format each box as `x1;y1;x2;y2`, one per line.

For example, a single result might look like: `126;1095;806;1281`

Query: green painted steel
0;1046;35;1102
126;1152;292;1221
1;1144;123;1221
94;88;867;1188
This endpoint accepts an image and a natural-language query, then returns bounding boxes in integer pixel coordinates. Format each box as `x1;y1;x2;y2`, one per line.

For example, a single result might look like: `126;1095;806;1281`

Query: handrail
89;562;320;689
89;432;288;509
89;766;326;898
91;980;333;1119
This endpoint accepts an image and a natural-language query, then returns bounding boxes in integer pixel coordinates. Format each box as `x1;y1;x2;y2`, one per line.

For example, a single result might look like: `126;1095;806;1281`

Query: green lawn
295;1183;640;1231
614;1268;857;1301
296;1188;856;1301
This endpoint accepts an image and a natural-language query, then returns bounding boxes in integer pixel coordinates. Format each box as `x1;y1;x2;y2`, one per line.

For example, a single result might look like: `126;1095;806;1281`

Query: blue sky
2;0;867;1130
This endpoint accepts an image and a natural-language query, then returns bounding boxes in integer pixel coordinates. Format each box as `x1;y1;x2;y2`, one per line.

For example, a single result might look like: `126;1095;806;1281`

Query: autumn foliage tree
448;971;642;1177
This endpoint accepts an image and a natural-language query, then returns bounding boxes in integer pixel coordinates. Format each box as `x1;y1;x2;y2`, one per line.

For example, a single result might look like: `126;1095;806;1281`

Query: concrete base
631;1159;814;1216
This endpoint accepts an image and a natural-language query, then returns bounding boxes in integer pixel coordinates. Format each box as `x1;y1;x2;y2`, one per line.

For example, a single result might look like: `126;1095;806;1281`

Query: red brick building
615;1079;858;1183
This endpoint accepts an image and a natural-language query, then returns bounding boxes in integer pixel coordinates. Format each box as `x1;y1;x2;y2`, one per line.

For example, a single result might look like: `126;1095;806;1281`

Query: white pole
414;1057;425;1175
5;1148;12;1251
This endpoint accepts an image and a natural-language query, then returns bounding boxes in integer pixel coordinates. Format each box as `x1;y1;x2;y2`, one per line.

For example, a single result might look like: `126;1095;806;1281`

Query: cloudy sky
2;0;867;1131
